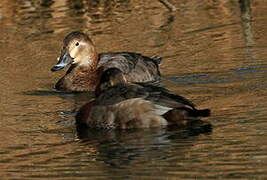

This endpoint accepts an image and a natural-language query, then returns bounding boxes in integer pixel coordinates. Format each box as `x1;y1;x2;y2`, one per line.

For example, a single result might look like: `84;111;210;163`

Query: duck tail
177;107;211;119
193;108;211;117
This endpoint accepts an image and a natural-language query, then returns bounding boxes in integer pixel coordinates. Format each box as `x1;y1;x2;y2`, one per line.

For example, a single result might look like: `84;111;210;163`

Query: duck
76;81;211;129
51;31;162;91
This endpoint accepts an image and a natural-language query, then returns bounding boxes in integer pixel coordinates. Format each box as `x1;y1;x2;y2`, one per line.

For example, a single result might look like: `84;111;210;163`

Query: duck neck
79;48;99;71
89;50;99;71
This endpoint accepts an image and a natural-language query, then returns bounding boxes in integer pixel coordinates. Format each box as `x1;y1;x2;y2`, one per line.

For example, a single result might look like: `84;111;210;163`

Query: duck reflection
76;123;212;168
77;121;212;141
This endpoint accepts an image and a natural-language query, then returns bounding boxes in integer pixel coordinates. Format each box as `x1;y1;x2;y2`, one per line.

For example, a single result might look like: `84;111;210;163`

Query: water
1;0;267;179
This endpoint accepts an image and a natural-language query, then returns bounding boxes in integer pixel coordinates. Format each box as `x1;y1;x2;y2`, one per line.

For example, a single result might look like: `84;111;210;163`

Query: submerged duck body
51;31;161;91
76;83;211;129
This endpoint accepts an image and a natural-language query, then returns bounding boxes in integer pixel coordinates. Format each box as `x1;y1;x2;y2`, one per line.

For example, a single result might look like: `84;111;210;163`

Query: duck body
76;83;211;129
51;31;161;92
55;52;161;91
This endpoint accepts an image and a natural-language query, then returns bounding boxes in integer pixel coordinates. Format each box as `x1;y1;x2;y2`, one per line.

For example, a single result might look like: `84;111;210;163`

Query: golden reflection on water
0;0;267;179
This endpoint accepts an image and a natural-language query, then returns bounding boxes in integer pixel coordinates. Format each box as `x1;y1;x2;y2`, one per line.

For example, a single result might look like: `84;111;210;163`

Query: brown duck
51;31;162;91
76;82;211;129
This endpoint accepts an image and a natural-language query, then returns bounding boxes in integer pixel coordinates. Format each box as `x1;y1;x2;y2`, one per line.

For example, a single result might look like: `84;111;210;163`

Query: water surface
0;0;267;179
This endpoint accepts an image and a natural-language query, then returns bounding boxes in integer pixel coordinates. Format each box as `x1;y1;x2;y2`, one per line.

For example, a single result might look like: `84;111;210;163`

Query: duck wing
98;52;161;79
95;83;195;110
138;83;210;118
98;52;139;73
137;83;196;109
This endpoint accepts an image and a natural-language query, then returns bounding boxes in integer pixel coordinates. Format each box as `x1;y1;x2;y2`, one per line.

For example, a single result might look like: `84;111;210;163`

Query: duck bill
51;50;74;72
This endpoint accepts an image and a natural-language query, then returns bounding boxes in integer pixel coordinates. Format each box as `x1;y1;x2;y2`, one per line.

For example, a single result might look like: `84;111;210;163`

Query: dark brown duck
51;31;162;91
76;83;211;129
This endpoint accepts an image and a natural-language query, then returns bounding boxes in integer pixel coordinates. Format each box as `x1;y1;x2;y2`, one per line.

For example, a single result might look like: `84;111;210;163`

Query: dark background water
1;0;267;179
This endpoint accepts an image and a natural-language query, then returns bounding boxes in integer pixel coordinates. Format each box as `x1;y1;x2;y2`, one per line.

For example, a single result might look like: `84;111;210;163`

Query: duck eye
75;42;79;46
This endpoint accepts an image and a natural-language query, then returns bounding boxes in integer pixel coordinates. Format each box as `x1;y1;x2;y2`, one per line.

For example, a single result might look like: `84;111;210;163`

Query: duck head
51;31;97;72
